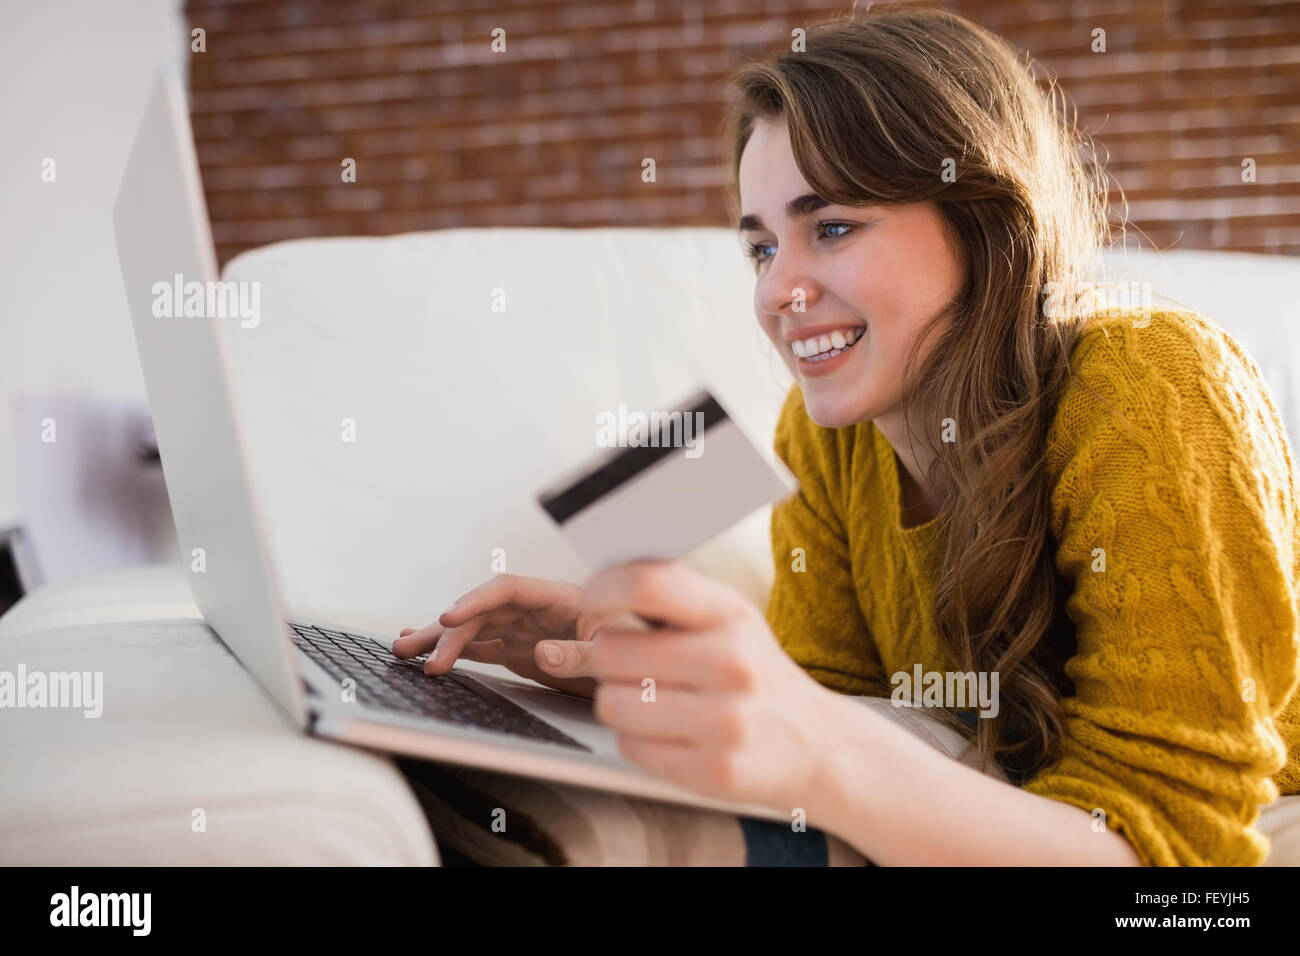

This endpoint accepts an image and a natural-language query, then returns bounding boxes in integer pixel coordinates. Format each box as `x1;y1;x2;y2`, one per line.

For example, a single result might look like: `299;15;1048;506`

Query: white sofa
2;229;1298;865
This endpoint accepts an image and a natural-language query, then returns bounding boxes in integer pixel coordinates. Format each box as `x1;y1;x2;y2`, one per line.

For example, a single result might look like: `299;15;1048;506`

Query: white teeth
791;327;864;360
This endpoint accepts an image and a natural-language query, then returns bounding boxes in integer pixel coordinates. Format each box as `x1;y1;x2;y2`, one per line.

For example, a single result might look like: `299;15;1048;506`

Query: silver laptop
111;66;786;824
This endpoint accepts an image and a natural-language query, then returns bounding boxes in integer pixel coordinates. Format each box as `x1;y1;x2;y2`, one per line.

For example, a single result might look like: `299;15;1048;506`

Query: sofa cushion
218;227;796;637
0;565;438;865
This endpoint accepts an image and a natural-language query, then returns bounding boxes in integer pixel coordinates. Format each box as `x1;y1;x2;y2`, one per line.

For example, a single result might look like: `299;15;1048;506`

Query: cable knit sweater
764;307;1300;867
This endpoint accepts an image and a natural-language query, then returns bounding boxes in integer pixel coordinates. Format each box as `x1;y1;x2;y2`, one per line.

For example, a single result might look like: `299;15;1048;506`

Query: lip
783;322;868;345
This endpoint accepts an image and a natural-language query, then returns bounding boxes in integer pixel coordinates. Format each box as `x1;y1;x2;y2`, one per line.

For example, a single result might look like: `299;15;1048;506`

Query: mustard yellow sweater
765;307;1300;867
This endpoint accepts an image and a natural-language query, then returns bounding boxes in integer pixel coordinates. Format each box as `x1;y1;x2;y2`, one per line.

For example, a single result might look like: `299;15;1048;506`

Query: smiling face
737;117;966;432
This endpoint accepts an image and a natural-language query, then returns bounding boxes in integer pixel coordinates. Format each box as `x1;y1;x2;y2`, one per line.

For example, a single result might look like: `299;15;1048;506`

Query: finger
392;620;460;657
581;561;740;631
440;574;578;629
533;638;600;680
424;618;488;675
393;605;515;658
580;625;743;690
594;682;739;747
392;625;444;658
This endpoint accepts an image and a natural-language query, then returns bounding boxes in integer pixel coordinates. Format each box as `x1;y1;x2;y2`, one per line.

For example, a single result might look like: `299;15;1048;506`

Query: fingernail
541;643;563;667
440;603;458;618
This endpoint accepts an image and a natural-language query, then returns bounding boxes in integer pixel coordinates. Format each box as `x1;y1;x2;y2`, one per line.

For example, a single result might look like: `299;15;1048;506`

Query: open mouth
792;327;866;363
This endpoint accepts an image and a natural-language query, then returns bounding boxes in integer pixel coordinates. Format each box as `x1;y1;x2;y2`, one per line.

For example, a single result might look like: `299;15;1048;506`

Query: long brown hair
725;7;1112;780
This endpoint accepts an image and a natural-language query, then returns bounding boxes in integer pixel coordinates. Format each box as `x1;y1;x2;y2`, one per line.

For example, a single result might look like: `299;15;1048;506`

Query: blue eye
743;220;856;265
819;221;854;239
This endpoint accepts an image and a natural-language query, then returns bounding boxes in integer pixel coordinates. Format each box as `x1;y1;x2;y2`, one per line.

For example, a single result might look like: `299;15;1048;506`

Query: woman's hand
541;560;846;813
392;574;644;699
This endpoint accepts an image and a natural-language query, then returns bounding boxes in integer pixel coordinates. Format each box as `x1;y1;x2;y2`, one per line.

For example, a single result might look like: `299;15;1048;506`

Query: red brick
184;0;1300;265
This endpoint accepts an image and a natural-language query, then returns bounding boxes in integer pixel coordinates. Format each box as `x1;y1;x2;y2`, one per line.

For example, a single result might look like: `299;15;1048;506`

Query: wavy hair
724;6;1114;780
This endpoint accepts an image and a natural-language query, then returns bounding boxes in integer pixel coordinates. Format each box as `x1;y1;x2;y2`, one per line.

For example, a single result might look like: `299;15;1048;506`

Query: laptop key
290;624;589;751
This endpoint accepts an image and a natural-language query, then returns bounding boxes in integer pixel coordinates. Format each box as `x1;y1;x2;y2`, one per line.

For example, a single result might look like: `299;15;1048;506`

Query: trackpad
453;661;608;742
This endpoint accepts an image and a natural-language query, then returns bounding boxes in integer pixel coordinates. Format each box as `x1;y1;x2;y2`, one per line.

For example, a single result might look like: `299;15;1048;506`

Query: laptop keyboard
288;621;590;751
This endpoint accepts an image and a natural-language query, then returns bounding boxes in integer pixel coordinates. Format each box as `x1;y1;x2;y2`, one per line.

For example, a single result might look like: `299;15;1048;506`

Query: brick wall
184;0;1300;266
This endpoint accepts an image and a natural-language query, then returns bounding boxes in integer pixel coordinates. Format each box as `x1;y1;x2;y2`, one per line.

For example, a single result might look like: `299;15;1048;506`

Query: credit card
537;388;799;570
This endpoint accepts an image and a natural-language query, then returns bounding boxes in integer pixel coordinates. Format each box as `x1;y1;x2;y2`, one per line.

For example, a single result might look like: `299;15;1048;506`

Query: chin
800;391;875;429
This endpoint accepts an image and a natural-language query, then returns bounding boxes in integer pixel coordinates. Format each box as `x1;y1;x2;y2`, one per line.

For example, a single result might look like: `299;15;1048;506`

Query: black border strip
537;391;728;524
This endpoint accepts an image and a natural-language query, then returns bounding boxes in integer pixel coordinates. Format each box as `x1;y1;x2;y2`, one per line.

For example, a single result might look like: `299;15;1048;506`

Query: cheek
840;259;950;365
862;236;961;319
834;262;892;327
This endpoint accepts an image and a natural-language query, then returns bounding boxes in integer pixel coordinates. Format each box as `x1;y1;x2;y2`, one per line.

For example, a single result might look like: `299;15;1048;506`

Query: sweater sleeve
1024;312;1300;867
764;385;889;696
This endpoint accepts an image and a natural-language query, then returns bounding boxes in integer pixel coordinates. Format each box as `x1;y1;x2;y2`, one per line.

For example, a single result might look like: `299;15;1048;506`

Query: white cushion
0;564;438;865
219;227;794;633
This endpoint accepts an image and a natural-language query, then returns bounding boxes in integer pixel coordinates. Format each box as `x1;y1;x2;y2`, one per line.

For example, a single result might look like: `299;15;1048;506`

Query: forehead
738;117;811;210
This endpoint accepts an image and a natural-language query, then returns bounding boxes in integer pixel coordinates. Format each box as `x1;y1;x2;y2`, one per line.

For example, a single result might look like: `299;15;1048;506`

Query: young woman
393;8;1299;866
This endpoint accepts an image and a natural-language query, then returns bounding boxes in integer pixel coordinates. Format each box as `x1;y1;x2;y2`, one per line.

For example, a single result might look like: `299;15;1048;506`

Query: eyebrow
737;193;830;232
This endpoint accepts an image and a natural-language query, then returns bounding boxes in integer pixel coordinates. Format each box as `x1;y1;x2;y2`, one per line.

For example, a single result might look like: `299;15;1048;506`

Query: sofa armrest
0;564;438;865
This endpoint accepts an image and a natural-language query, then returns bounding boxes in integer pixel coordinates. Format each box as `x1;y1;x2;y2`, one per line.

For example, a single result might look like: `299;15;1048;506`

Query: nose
755;245;822;317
